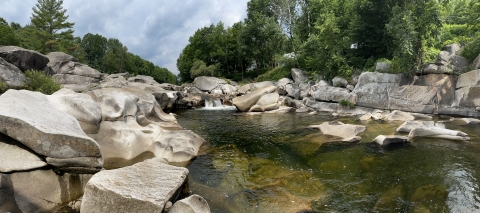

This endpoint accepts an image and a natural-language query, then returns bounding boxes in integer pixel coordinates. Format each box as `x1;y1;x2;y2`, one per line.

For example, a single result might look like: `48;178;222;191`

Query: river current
176;109;480;213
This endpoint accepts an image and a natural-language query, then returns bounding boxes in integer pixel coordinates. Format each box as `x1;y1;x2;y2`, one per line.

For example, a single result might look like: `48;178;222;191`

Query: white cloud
0;0;249;75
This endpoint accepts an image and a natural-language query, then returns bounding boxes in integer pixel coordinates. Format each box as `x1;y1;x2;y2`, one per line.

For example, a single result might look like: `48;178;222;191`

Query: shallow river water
176;109;480;213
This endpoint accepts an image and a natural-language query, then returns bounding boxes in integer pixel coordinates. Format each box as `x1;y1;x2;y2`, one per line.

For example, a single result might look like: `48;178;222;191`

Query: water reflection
176;110;480;213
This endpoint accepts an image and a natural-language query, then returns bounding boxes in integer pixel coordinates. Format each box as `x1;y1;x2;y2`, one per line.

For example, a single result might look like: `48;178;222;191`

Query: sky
0;0;249;75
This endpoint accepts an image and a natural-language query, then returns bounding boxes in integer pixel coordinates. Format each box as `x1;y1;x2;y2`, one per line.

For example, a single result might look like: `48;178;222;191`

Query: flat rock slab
81;158;189;213
0;90;102;173
0;133;47;172
396;121;445;133
309;121;366;140
374;135;409;146
408;127;470;141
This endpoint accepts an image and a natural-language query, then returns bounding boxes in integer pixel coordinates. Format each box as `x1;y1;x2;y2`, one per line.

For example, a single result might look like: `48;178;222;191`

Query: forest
0;0;177;84
177;0;480;83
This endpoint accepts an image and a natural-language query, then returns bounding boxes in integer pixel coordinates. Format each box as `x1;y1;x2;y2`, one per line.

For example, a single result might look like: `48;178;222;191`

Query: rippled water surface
176;110;480;213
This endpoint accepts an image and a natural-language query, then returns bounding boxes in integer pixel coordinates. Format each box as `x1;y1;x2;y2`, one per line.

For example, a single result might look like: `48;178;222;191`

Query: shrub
339;99;355;108
256;66;291;82
0;82;8;94
25;70;61;95
461;33;480;62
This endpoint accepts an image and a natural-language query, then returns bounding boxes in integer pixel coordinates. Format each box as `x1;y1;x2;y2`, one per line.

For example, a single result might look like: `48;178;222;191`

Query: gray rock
443;44;462;55
0;57;27;89
87;88;139;121
352;72;402;109
310;85;355;103
451;55;469;73
193;76;227;92
472;53;480;70
128;75;159;85
285;83;301;100
0;90;103;173
332;76;348;87
396;121;445;133
388;85;437;114
456;69;480;89
251;81;275;90
81;158;188;213
412;74;456;106
1;170;91;213
373;135;409;146
375;62;390;72
170;194;211;213
291;68;309;83
47;52;104;92
221;84;238;95
385;110;432;121
233;85;277;112
452;86;480;107
0;46;49;71
0;133;47;172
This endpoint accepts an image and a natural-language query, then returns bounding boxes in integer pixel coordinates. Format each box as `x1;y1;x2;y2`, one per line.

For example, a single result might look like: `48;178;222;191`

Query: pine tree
30;0;74;53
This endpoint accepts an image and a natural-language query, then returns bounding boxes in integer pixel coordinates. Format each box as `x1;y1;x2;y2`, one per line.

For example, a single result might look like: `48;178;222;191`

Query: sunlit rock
396;121;445;133
373;135;409;146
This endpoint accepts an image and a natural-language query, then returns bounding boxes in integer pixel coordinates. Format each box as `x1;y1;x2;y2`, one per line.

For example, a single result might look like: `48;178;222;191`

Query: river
176;109;480;213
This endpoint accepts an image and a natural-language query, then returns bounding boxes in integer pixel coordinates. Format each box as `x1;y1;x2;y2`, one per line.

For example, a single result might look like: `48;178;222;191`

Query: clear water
176;110;480;213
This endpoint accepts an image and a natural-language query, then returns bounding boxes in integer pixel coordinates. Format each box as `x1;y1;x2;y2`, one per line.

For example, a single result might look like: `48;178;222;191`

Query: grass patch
339;99;355;108
25;70;61;95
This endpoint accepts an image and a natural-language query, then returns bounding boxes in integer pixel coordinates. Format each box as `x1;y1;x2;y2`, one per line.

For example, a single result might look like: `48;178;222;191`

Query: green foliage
461;33;480;61
30;0;75;53
190;60;217;79
25;70;61;95
339;99;355;108
81;33;107;70
441;24;470;46
0;18;19;46
257;66;291;82
0;82;9;94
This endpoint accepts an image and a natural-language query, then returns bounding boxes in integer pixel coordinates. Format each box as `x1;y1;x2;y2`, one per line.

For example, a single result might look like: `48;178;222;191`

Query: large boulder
352;72;403;109
81;158;189;213
412;74;456;106
452;86;480;107
456;69;480;89
0;90;103;173
0;57;27;89
385;110;432;121
48;88;102;134
233;85;277;112
193;76;227;92
332;76;348;88
1;170;92;213
87;88;139;121
47;52;104;92
0;133;47;173
170;194;211;213
388;85;438;113
249;93;280;112
291;68;309;83
375;62;390;72
0;46;49;71
309;121;366;142
310;85;355;103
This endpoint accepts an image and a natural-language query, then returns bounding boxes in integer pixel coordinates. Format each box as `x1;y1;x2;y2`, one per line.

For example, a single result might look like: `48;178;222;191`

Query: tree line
177;0;480;82
0;0;176;84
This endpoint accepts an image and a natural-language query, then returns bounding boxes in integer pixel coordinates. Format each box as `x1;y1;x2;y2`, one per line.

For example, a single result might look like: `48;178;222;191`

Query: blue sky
0;0;249;75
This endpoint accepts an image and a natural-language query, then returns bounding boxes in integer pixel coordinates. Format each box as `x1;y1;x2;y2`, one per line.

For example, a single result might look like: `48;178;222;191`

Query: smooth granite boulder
48;88;102;134
309;121;366;142
0;90;103;173
408;127;470;141
233;85;277;112
87;88;139;121
0;46;49;71
0;57;27;89
193;76;227;92
396;121;445;133
0;133;47;173
81;158;188;213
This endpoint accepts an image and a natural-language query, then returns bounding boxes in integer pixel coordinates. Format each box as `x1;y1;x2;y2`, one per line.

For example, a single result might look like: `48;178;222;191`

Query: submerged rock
81;158;188;213
170;194;211;213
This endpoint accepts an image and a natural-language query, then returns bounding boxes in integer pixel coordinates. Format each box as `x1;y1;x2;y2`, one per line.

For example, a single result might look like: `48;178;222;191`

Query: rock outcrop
81;158;188;213
46;52;104;92
0;90;103;173
0;57;27;89
0;46;49;71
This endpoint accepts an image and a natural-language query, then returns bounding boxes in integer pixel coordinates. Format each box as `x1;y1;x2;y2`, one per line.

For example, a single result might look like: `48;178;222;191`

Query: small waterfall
201;98;237;110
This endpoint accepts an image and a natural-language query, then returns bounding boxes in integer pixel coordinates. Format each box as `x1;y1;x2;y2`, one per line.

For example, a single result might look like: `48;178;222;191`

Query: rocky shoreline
1;44;480;212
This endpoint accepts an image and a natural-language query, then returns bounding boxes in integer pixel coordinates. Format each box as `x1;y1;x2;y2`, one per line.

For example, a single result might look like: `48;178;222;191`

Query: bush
25;70;61;95
0;81;8;94
339;99;355;108
256;66;291;82
461;33;480;62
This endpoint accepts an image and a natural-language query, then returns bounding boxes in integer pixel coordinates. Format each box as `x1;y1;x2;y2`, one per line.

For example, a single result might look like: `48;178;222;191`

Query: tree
0;17;19;46
190;60;217;78
81;33;107;70
30;0;75;53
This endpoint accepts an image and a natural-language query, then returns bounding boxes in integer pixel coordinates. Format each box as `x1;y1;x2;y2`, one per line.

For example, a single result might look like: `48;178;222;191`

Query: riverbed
176;109;480;213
